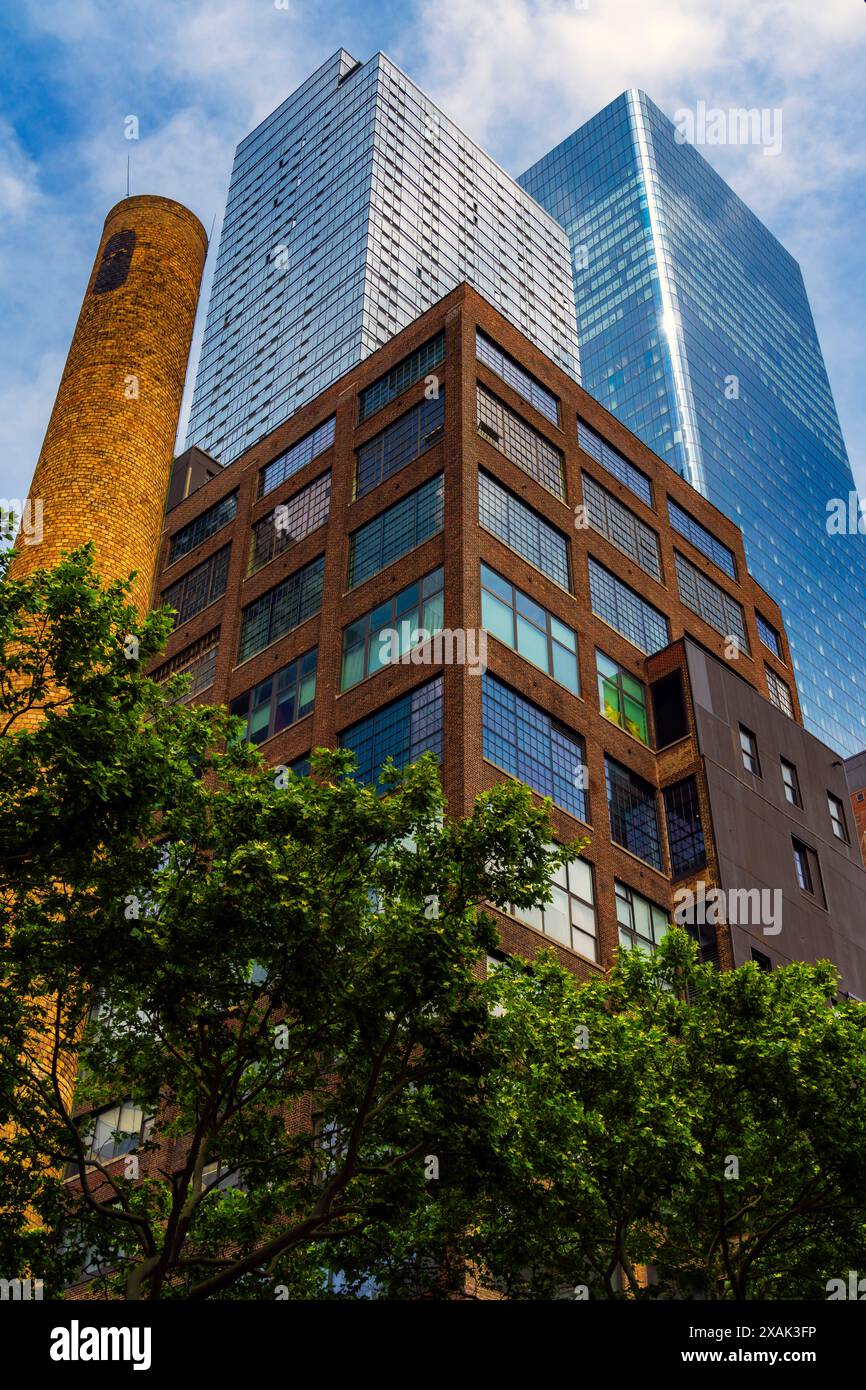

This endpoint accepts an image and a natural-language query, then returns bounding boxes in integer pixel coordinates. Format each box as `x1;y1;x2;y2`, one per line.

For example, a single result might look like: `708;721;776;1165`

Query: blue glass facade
186;49;578;468
520;89;866;755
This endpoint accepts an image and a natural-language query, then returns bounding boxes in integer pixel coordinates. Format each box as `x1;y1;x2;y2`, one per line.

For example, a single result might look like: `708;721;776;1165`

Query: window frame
480;562;579;694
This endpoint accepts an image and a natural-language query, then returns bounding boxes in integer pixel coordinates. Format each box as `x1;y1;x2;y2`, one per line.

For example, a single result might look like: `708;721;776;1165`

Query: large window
82;1103;150;1164
348;474;444;589
664;777;707;877
667;498;736;580
248;472;331;575
230;648;317;744
615;881;670;954
510;854;597;961
168;490;238;565
237;554;324;663
480;563;578;693
651;670;688;747
152;628;219;697
359;333;445;422
766;666;794;717
340;675;443;786
476;384;565;499
582;473;661;581
674;552;748;652
596;651;648;743
162;545;230;629
341;568;444;691
258;416;335;499
588;557;669;653
482;673;588;822
756;612;782;658
478;471;570;590
577;419;653;507
605;757;663;870
476;329;559;425
355;393;444;498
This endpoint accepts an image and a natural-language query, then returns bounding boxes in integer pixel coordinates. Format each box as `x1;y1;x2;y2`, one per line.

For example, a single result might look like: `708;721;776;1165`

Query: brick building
149;282;866;996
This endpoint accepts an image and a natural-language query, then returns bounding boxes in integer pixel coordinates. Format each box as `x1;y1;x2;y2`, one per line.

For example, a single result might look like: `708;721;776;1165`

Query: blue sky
1;0;864;508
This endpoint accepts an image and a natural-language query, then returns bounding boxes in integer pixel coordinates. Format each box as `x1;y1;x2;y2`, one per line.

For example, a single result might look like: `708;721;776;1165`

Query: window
348;474;444;589
781;758;801;807
828;792;849;842
664;777;707;877
152;628;219;697
339;675;443;787
248;472;330;574
481;563;578;693
766;667;793;717
237;554;324;663
476;329;559;424
168;490;238;564
359;332;444;421
582;473;661;580
751;948;773;973
476;384;565;499
667;498;736;580
355;393;444;498
756;612;782;658
605;758;662;869
341;568;444;691
674;553;749;652
161;544;230;628
230;648;317;743
597;651;648;743
259;416;335;498
739;726;761;776
615;881;670;954
577;419;653;507
511;855;597;961
82;1103;151;1164
482;673;588;822
792;839;816;895
478;472;570;590
588;557;669;653
651;671;688;747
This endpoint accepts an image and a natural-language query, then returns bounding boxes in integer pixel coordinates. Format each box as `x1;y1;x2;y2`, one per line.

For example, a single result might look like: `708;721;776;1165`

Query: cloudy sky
1;0;864;506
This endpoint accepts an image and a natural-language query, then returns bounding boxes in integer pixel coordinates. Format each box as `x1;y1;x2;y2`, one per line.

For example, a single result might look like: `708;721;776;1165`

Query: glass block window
674;552;749;653
605;757;663;870
482;672;588;822
168;491;238;565
756;612;782;658
356;392;445;498
664;777;707;877
359;333;445;422
476;384;565;499
577;419;653;507
596;651;649;744
582;473;661;580
476;330;559;425
481;562;578;693
230;648;317;744
766;666;794;717
237;554;324;663
162;544;231;629
667;498;736;580
152;628;219;697
259;416;336;499
341;568;444;691
340;674;443;787
615;881;670;954
348;474;444;589
478;471;570;590
511;853;597;961
248;472;331;575
588;557;669;653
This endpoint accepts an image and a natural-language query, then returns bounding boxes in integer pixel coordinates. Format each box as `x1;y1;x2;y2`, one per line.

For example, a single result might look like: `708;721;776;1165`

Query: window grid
480;562;579;693
577;418;653;507
588;557;669;653
476;383;565;499
248;472;331;575
168;491;238;565
664;777;707;877
766;666;794;717
667;497;736;580
674;552;749;652
258;416;336;499
511;855;597;961
605;756;663;870
341;568;444;691
359;333;445;422
582;472;661;580
483;673;588;822
238;554;324;663
162;545;231;629
348;474;444;589
596;650;649;743
478;471;570;590
340;674;443;786
615;880;670;954
355;392;444;498
152;628;220;697
230;647;317;744
476;329;559;425
756;612;782;658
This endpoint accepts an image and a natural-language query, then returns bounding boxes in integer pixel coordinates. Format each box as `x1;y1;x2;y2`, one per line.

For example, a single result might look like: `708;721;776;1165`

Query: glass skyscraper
186;48;579;467
519;88;866;756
